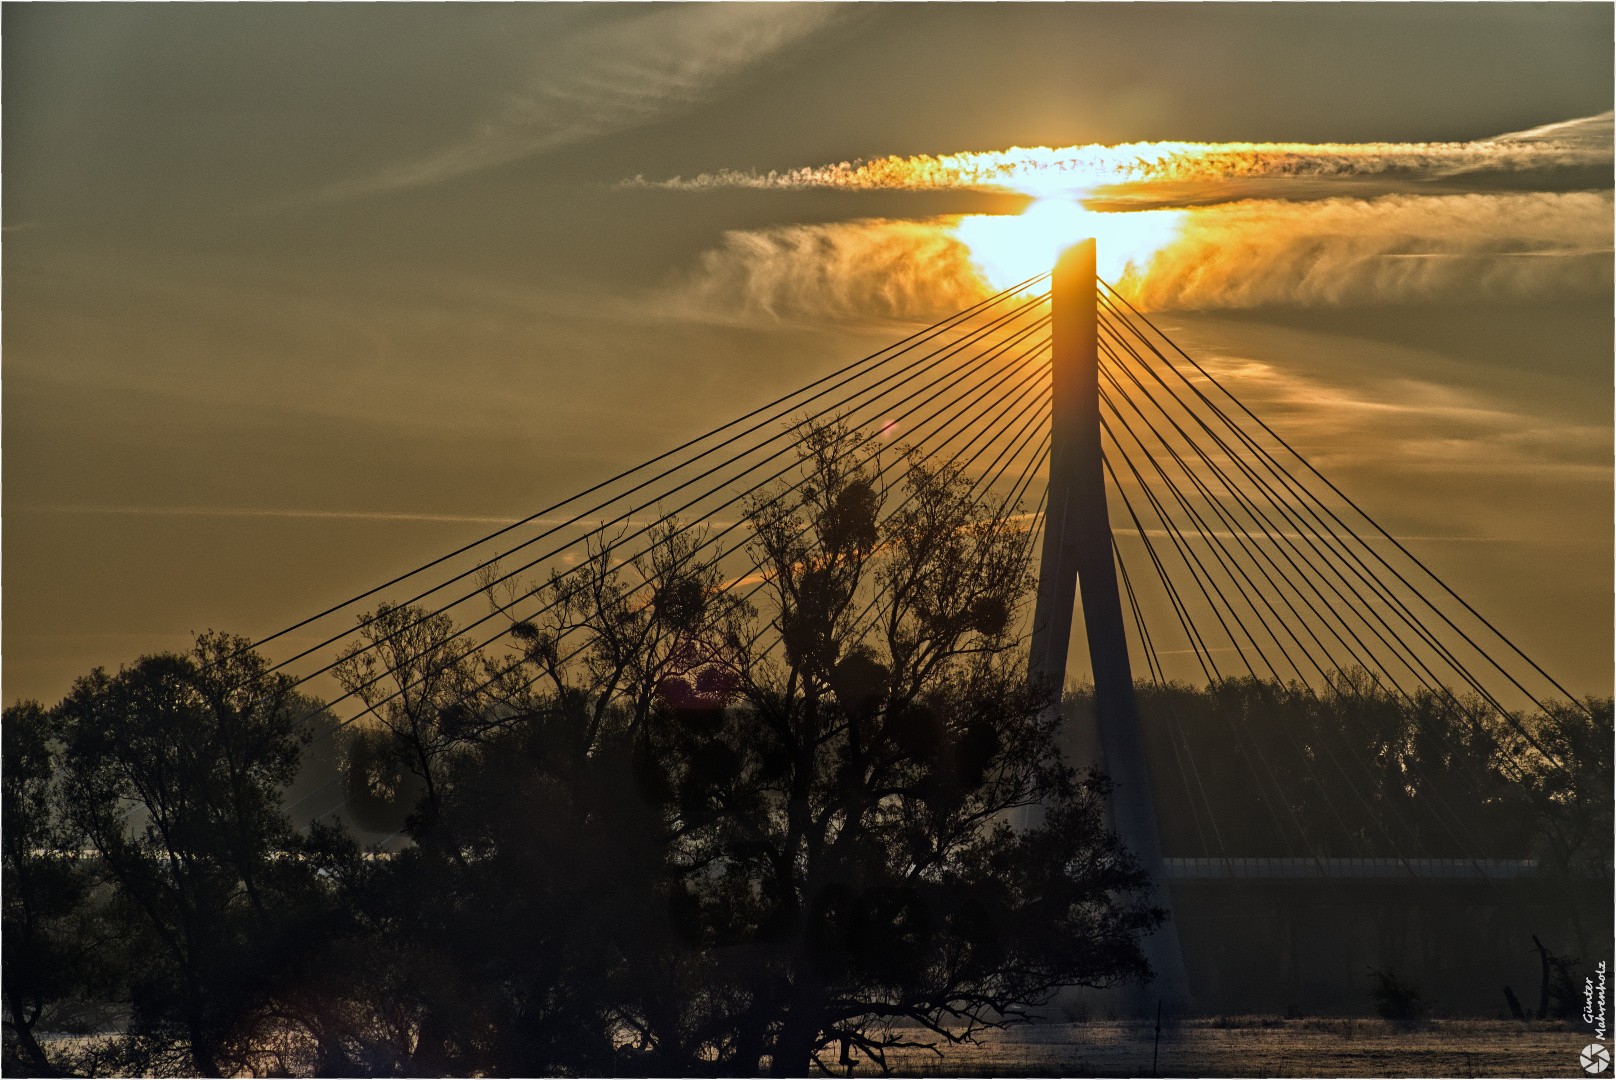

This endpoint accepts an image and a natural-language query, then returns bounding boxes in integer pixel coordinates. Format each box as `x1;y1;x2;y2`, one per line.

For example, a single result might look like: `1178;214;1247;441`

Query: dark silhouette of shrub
1368;966;1427;1027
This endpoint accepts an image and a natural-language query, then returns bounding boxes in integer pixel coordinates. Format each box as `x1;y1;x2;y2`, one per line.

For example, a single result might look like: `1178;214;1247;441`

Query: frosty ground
872;1017;1592;1078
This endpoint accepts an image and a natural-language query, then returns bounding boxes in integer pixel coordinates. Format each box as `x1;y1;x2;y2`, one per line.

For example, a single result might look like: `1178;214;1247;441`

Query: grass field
868;1017;1596;1078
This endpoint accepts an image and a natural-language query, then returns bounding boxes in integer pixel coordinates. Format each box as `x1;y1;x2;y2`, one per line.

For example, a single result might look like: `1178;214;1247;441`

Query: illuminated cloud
1488;110;1616;149
664;218;989;325
648;115;1611;317
321;5;842;200
670;191;1610;320
1125;191;1613;309
629;112;1614;197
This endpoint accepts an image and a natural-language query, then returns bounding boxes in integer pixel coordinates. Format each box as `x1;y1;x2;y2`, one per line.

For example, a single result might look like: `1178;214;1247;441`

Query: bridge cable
1102;372;1454;866
305;328;1055;749
1101;459;1329;858
527;333;1052;677
1098;330;1389;688
230;272;1053;667
1096;287;1580;759
1099;308;1457;697
841;379;1054;653
1102;384;1403;862
1095;305;1542;788
1099;279;1587;722
285;307;1052;719
1096;307;1532;740
303;340;1053;824
752;353;1052;658
1097;308;1533;867
264;292;1054;689
1105;459;1218;686
1102;418;1352;867
1116;536;1239;872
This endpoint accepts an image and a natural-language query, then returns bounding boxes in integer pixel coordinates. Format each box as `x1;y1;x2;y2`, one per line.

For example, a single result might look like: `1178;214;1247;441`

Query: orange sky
5;3;1612;703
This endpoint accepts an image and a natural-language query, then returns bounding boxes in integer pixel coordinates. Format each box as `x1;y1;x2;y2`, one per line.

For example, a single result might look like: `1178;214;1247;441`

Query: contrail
15;504;527;525
14;504;745;530
625;112;1613;196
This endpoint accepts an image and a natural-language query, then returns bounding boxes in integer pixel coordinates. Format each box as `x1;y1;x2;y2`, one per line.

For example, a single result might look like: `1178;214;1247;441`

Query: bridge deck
1163;856;1542;880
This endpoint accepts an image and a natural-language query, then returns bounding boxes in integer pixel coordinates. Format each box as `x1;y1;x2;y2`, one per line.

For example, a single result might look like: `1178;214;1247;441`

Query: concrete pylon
1027;239;1193;1014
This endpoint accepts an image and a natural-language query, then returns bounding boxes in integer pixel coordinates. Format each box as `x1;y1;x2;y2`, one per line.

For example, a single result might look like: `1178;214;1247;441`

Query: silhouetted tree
315;522;756;1076
1508;699;1615;878
320;701;663;1076
333;602;526;831
54;632;353;1076
322;421;1162;1077
1127;676;1540;859
3;700;113;1076
528;422;1164;1074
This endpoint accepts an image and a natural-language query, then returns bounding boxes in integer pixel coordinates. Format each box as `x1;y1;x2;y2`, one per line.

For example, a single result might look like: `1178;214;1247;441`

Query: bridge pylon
1028;239;1193;1014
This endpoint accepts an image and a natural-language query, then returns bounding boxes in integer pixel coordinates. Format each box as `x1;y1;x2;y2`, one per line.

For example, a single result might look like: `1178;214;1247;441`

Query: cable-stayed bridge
245;240;1598;1015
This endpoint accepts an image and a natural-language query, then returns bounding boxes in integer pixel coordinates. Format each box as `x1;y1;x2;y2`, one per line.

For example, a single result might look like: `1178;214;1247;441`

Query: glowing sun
954;199;1186;290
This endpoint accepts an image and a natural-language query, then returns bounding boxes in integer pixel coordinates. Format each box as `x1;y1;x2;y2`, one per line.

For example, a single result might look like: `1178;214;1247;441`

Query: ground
28;1017;1598;1076
866;1017;1596;1078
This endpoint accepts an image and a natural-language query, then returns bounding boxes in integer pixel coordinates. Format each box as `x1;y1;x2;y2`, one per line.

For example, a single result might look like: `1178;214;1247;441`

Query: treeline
1079;677;1611;867
5;426;1164;1078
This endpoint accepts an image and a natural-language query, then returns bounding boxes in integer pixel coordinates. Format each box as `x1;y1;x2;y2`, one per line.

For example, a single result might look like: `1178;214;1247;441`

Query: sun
954;199;1187;291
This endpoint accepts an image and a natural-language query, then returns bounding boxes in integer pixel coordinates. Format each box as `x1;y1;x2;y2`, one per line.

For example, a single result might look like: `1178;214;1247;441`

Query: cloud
321;5;841;200
662;217;990;325
666;191;1610;322
1489;111;1615;149
627;113;1614;197
1121;191;1613;309
1170;347;1608;481
651;117;1610;319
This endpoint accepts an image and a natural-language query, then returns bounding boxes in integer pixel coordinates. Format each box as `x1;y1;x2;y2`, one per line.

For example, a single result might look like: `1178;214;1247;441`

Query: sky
5;2;1613;706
